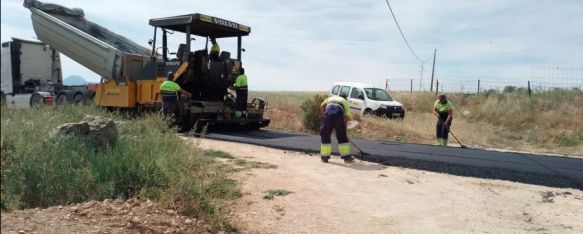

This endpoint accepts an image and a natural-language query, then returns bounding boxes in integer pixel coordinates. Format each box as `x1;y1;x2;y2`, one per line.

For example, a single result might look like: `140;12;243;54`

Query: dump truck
1;37;95;108
23;0;269;130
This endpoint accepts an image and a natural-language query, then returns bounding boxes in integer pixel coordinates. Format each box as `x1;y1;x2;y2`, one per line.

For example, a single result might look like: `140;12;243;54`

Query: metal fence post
478;79;481;95
528;81;532;98
436;80;439;95
410;79;413;93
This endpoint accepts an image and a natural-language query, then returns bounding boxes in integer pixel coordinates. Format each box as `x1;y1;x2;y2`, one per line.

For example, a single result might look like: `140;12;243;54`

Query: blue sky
2;0;582;91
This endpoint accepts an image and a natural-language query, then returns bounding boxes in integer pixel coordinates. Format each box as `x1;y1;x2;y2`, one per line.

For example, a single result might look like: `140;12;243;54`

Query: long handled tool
350;140;369;160
447;127;467;148
437;118;468;148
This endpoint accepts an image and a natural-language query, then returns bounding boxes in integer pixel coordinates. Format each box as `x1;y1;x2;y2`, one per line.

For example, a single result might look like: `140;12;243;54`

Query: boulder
83;115;117;147
57;122;90;135
55;115;117;147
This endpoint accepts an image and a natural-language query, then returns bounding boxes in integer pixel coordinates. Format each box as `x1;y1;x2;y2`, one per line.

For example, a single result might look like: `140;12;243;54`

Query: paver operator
160;71;191;121
432;94;454;146
209;37;220;62
319;94;355;163
234;68;248;119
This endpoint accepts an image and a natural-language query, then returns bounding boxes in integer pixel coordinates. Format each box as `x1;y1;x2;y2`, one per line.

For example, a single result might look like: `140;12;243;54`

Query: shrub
300;94;327;132
503;86;517;93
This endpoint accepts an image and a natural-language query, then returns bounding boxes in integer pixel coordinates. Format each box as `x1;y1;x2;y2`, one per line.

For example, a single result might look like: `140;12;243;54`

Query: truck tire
56;93;70;105
30;93;44;107
1;92;5;106
73;93;85;105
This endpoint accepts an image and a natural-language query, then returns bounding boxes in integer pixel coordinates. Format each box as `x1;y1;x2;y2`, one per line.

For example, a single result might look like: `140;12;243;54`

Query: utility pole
430;48;437;92
419;62;424;91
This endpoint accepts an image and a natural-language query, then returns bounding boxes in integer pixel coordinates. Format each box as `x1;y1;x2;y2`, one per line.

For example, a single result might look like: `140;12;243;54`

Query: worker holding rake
433;94;454;146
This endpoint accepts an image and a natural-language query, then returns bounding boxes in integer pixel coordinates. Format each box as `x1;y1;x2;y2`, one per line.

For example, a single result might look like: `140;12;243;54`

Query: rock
54;115;117;147
83;115;117;147
184;219;193;225
18;230;25;234
82;200;97;209
56;122;90;136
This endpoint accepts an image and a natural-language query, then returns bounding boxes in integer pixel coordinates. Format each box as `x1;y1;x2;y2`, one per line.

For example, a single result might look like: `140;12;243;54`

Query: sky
2;0;582;91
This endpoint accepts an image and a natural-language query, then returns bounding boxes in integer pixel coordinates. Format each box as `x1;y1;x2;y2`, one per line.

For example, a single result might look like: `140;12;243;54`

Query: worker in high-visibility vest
432;94;454;146
209;37;220;62
234;68;248;119
319;94;354;163
160;71;191;121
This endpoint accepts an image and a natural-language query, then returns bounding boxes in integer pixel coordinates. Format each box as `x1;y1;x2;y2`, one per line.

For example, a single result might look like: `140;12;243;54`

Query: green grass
263;189;293;200
0;105;240;231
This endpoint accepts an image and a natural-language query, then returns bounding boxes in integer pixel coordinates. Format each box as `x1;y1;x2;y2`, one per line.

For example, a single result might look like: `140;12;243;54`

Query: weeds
300;94;327;132
0;105;240;231
263;189;293;200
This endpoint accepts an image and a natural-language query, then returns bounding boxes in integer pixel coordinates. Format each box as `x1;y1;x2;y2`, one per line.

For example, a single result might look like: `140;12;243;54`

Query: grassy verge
1;105;240;231
252;89;583;156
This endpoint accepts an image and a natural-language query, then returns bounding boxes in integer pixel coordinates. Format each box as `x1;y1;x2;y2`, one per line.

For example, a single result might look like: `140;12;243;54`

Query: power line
383;0;430;63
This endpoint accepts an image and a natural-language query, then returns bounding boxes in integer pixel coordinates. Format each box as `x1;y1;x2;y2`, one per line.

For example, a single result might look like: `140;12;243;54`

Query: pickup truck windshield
364;88;393;101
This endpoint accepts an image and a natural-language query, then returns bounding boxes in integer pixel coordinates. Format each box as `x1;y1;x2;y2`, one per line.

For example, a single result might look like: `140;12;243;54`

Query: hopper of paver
24;0;151;80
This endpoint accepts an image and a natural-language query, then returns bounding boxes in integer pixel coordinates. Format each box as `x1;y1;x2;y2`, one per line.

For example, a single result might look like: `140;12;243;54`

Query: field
0;105;241;231
251;89;583;156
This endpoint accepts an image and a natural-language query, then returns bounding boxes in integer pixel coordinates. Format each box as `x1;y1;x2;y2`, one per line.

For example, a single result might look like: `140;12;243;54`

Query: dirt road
1;199;209;234
197;139;583;234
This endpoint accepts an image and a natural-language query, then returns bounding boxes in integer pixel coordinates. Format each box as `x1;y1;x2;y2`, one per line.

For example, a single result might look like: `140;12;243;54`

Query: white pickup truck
330;82;405;118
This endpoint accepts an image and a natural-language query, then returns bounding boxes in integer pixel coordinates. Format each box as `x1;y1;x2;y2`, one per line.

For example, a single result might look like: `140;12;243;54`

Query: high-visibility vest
211;43;220;53
321;96;351;118
235;74;248;88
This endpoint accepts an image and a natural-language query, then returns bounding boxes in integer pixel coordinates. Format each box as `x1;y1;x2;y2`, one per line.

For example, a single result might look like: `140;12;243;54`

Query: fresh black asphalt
203;130;583;190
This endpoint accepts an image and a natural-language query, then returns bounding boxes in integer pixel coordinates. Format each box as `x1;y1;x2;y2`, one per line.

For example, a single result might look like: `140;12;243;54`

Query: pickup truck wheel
364;109;374;116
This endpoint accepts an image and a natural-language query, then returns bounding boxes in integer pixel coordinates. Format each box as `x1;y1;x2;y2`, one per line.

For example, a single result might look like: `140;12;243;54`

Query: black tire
73;93;85;105
364;109;374;116
88;94;96;105
56;93;69;105
30;93;44;107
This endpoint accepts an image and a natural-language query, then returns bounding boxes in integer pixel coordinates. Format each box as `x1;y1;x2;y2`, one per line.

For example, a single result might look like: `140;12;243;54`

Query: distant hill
63;75;87;86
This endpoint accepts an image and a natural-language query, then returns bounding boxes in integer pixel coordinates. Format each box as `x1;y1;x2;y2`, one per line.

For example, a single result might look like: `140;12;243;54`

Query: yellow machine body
95;77;167;108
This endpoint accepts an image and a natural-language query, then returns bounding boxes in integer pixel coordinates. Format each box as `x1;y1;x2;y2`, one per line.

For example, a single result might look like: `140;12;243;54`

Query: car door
348;87;365;115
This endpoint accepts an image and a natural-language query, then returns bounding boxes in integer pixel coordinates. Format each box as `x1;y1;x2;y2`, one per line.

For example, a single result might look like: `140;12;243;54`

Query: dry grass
251;90;583;156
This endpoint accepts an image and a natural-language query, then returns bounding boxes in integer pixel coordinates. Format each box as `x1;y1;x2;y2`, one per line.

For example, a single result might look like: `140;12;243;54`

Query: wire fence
385;67;583;94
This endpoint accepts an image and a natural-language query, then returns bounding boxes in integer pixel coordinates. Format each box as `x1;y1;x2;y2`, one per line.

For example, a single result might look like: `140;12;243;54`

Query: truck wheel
30;93;43;107
73;93;85;105
56;93;69;105
88;94;96;105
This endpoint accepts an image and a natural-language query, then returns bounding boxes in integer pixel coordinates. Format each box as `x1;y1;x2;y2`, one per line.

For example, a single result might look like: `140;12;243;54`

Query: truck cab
1;37;61;107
